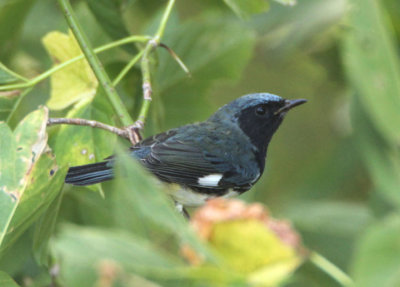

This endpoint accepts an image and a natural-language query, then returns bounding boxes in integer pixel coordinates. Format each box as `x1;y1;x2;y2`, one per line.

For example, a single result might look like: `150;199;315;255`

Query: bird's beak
275;99;307;115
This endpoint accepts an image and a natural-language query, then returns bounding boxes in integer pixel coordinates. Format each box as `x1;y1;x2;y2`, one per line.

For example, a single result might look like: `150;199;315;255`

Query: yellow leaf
42;30;98;110
248;257;301;287
210;219;301;286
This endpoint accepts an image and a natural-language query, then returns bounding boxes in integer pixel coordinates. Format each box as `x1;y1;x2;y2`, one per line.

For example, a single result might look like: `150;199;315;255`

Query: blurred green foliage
0;0;400;286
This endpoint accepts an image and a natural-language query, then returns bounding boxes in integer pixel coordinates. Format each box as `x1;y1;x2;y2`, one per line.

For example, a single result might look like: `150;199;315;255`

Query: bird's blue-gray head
209;93;306;163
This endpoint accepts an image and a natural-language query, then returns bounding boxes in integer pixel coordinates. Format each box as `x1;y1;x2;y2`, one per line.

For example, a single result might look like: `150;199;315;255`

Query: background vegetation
1;0;400;286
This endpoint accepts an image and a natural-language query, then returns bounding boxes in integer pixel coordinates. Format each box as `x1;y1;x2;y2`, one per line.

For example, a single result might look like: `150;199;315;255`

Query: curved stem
0;35;149;92
309;251;354;287
57;0;133;126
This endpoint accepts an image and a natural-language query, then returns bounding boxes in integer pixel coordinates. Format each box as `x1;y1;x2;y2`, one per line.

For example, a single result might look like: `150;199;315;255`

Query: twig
159;43;191;76
47;118;142;145
57;0;134;127
0;90;21;98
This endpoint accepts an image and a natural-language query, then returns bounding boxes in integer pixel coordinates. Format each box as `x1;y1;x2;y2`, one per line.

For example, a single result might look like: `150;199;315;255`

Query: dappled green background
1;0;400;286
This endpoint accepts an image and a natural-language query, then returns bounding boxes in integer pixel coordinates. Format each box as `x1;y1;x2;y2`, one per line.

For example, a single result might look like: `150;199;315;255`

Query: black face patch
237;102;285;170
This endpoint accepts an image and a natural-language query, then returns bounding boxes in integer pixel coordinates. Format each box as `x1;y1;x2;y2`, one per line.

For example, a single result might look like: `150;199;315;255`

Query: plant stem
113;49;145;86
0;35;149;92
57;0;133;126
310;251;354;287
137;0;176;125
6;87;33;125
155;0;176;40
0;63;29;82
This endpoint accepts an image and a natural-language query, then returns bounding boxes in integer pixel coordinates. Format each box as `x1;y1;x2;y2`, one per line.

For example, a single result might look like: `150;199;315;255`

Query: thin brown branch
47;118;142;145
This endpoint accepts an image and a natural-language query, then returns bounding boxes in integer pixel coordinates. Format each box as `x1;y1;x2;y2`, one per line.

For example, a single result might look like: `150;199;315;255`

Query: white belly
170;188;239;207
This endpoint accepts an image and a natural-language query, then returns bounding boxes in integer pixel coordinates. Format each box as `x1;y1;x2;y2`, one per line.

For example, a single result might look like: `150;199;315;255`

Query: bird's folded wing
134;138;234;190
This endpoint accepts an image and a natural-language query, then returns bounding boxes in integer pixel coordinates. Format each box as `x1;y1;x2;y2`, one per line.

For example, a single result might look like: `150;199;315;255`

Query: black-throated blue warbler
65;93;306;212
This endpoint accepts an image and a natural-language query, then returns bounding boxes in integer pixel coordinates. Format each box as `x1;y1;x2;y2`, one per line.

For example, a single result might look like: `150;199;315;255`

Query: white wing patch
197;174;223;187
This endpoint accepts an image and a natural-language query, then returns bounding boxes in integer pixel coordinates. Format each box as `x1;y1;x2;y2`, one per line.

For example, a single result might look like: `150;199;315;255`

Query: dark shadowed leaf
154;18;255;129
0;271;20;287
86;0;136;53
0;0;36;60
33;190;64;267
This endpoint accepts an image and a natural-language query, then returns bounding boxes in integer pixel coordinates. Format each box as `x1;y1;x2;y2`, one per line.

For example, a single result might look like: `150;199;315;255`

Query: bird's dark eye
255;105;267;116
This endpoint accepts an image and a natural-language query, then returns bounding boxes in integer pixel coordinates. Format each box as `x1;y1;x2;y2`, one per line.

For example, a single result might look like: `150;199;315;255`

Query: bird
65;93;306;214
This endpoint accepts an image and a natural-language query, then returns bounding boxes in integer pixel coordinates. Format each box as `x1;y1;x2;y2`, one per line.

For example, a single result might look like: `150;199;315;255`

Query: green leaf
155;18;255;129
52;224;182;287
112;147;212;260
342;0;400;144
0;0;36;60
0;108;48;212
223;0;270;19
352;216;400;287
51;88;117;196
0;108;67;255
0;62;24;84
351;95;400;209
52;90;117;194
0;271;20;287
86;0;136;53
42;30;98;110
33;190;64;267
249;0;346;53
53;100;99;166
284;201;373;237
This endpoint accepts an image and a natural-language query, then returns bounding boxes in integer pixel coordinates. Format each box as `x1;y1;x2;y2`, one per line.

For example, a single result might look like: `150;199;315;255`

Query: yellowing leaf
42;30;98;110
209;219;301;286
184;199;303;286
248;257;301;287
210;220;298;273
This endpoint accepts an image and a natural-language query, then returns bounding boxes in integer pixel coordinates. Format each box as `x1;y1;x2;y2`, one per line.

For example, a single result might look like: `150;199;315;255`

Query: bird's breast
168;187;239;207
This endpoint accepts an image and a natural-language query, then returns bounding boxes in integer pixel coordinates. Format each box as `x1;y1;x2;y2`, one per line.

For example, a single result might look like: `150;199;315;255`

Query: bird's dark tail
65;161;113;186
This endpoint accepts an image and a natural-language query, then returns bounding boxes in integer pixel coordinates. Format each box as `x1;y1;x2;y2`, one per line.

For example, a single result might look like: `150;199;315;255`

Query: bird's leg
174;202;190;220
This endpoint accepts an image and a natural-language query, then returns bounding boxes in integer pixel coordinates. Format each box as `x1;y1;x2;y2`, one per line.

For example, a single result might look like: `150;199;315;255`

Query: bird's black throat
237;107;284;172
